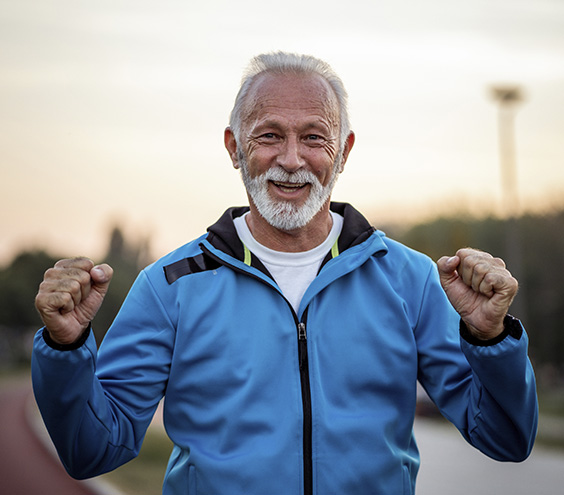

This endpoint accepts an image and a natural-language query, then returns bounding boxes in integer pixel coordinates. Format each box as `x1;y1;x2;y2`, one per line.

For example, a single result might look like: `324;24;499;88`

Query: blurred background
1;0;563;492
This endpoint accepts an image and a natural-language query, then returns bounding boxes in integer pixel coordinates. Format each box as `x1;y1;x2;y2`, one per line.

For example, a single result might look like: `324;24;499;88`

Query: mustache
260;166;319;185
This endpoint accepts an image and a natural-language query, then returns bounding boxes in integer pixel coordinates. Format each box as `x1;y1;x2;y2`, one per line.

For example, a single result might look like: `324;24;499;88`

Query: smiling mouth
271;181;308;193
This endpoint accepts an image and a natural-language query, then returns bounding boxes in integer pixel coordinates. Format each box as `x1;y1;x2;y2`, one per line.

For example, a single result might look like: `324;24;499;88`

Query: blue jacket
32;203;538;495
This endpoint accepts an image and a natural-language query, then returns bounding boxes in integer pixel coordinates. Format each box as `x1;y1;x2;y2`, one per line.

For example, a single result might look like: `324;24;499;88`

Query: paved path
414;417;564;495
3;374;564;495
0;375;118;495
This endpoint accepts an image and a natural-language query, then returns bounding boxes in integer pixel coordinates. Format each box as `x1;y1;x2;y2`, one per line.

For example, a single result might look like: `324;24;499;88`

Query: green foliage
389;209;564;381
0;225;153;363
100;426;173;495
91;226;152;345
0;250;59;329
0;250;59;366
2;211;563;384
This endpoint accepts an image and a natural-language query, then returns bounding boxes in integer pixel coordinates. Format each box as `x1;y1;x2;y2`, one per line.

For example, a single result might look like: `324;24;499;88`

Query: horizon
2;0;563;265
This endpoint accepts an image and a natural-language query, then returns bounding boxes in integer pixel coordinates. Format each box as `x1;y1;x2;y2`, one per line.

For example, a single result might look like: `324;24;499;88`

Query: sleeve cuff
460;314;523;347
42;324;92;351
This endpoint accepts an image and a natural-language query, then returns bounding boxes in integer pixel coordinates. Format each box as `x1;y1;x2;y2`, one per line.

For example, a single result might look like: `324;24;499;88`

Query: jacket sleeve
31;269;175;479
415;264;538;462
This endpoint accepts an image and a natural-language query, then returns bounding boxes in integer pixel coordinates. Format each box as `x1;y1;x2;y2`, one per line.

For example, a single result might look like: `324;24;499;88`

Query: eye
304;134;326;145
261;132;277;139
256;132;279;142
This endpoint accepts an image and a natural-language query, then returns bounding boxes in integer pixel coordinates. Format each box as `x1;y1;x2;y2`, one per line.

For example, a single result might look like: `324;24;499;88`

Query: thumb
436;255;459;289
90;263;114;292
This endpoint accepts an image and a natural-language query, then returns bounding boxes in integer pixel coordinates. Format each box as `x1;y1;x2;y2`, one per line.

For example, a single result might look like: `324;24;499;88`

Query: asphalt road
414;417;564;495
0;376;118;495
2;374;563;495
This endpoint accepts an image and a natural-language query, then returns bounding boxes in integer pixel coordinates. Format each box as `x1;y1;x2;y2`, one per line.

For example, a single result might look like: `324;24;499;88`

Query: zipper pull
298;322;307;341
298;322;307;370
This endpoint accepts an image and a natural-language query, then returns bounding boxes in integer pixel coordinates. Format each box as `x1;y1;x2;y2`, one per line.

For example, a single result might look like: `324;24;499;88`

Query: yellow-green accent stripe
243;243;252;266
331;238;340;258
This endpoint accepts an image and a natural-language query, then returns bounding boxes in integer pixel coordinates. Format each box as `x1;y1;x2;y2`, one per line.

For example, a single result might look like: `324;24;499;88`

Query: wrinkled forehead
242;72;340;129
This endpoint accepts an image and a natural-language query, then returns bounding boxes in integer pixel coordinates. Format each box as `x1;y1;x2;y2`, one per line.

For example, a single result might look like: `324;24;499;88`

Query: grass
95;389;564;494
539;389;564;416
536;390;564;451
99;427;173;495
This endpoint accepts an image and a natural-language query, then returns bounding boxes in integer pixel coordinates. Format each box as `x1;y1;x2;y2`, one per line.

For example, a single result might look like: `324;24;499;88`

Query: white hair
239;152;343;232
229;51;351;146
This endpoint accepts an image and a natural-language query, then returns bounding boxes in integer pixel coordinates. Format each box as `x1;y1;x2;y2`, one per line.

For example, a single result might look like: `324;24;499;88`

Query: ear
224;127;240;169
338;131;355;173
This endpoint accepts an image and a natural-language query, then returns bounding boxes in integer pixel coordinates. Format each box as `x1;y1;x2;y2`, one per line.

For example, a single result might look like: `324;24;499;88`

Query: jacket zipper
201;244;314;495
298;321;313;495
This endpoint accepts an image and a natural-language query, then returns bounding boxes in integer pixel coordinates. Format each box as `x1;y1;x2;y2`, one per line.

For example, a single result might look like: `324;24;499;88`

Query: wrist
460;314;523;347
43;324;92;351
465;322;504;341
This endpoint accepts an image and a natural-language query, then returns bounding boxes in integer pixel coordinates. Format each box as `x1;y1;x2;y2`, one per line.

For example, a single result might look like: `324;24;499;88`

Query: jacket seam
142;269;177;331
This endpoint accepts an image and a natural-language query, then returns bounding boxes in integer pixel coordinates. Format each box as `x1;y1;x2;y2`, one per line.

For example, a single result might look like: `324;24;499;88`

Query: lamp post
490;86;523;218
489;85;526;324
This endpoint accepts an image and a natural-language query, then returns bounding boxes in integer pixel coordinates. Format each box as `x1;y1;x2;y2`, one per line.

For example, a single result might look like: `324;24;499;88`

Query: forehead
243;73;339;128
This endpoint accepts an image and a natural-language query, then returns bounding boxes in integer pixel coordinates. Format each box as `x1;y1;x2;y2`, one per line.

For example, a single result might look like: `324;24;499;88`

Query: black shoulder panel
163;254;222;284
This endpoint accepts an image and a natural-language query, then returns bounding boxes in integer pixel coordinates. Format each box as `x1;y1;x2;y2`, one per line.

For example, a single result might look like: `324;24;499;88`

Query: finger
469;261;493;295
456;250;493;289
487;271;519;300
456;248;490;261
35;289;75;318
50;266;94;302
437;255;459;274
90;264;113;287
56;291;78;315
54;257;95;271
456;249;506;272
437;255;460;289
476;270;496;298
37;277;84;314
39;260;96;314
456;258;474;289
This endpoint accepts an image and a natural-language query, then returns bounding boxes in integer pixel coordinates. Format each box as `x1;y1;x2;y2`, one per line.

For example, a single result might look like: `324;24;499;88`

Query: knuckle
54;258;71;268
492;256;506;268
64;278;82;295
55;257;93;270
43;267;58;280
34;292;45;307
54;291;72;307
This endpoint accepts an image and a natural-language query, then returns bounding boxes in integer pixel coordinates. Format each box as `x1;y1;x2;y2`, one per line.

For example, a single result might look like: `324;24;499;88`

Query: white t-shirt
233;211;344;314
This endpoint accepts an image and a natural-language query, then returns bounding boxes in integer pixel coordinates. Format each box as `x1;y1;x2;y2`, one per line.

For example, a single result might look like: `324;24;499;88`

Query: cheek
245;149;275;176
310;148;338;180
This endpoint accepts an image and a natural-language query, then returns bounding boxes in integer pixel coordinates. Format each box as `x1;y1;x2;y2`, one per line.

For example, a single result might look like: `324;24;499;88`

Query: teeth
273;181;304;191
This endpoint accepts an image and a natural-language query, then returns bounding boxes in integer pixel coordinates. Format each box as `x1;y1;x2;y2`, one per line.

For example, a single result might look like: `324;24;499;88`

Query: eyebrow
250;119;333;134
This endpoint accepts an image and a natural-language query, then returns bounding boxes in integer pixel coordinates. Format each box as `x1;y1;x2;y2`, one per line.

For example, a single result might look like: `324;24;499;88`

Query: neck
246;204;333;252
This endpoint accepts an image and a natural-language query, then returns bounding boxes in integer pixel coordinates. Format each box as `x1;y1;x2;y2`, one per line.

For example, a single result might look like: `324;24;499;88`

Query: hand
35;257;113;345
437;248;518;340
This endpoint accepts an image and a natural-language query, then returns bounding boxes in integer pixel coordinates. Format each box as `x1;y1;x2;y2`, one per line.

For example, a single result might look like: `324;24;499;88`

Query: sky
1;0;563;265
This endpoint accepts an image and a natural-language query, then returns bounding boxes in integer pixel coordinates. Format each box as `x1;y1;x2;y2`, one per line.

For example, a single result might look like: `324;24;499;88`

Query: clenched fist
437;248;518;341
35;257;113;345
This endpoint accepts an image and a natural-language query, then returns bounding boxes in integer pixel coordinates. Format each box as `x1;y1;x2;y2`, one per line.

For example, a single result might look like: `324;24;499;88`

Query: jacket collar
206;202;377;262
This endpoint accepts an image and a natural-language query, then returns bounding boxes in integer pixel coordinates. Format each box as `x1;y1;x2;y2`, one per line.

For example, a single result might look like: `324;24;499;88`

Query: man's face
234;73;346;231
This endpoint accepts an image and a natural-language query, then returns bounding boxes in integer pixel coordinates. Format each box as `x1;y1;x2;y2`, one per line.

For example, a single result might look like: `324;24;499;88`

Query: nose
277;137;305;172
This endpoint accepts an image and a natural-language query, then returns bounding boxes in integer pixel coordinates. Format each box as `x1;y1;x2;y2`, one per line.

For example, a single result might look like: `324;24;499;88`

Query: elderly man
33;52;537;495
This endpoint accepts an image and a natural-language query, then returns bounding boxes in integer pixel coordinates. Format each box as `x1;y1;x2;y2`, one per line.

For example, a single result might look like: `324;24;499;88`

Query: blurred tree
0;250;59;366
388;209;564;386
91;225;152;345
0;225;153;366
0;250;59;329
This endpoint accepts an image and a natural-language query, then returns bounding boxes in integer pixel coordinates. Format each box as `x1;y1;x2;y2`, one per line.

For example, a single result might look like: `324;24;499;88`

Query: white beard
239;152;341;231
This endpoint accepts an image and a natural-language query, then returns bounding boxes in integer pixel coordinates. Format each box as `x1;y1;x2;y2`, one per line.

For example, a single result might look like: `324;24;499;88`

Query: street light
489;84;527;324
489;85;524;218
